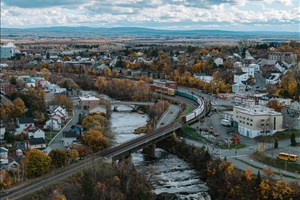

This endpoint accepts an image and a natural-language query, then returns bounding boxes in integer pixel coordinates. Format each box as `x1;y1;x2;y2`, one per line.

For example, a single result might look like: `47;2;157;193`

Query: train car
167;88;175;96
150;84;175;96
182;112;196;123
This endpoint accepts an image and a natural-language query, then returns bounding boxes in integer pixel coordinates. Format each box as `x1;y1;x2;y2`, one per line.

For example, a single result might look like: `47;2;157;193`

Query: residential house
232;82;246;93
214;57;223;66
28;129;45;139
290;101;300;114
26;137;47;150
0;82;17;95
234;72;249;84
0;147;8;164
62;131;78;147
268;52;297;64
266;73;280;84
242;66;255;77
248;63;260;71
44;118;61;131
193;74;213;83
15;117;35;135
0;124;5;140
51;105;68;119
233;105;283;138
79;96;100;111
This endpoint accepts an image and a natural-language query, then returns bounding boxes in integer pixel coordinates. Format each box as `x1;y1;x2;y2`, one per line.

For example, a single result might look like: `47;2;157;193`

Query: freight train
151;84;205;123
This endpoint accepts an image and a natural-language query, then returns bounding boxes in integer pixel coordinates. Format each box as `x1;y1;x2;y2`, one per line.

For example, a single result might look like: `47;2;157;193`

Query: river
111;106;210;199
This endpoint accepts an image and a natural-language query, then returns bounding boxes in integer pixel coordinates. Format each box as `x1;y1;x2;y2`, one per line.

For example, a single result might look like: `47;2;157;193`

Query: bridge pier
142;144;156;158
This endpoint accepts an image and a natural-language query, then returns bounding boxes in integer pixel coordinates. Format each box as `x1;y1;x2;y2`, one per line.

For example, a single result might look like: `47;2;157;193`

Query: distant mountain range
1;26;298;39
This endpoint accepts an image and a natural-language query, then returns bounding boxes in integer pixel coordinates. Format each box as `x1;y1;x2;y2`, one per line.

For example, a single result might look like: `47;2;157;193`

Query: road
49;105;80;150
156;104;181;129
184;138;299;182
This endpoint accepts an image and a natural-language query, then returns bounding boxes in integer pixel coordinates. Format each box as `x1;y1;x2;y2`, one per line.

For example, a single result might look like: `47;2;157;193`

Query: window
250;124;252;126
261;124;264;126
247;123;249;125
250;119;253;122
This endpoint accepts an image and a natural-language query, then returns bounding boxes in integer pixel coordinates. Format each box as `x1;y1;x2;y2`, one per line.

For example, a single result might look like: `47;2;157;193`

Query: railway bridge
98;123;182;160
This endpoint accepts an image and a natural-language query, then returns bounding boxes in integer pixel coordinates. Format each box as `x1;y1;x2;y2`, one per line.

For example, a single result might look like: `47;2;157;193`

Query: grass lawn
176;104;193;122
45;131;58;143
255;129;300;143
219;143;247;149
251;151;300;174
182;125;213;143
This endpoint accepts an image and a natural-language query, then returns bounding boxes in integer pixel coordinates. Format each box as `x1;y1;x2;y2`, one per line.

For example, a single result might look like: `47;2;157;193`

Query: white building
62;131;78;147
266;73;281;85
44;118;61;131
28;129;45;139
193;74;213;83
0;147;8;164
232;83;246;93
214;58;223;66
0;43;16;59
233;105;283;138
234;72;249;84
15;118;35;135
242;66;255;77
0;124;5;140
290;101;300;113
249;64;260;71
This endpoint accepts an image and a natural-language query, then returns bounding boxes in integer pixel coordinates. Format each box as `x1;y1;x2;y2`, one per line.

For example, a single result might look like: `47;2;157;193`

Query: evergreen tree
255;171;261;186
290;132;296;146
274;138;279;148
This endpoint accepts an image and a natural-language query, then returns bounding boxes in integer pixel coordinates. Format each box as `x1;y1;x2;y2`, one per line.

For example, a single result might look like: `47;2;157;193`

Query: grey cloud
2;0;86;8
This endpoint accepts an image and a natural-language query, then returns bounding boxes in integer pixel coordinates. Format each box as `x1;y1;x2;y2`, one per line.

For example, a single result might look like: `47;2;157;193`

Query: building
44;118;61;131
268;52;297;64
233;105;283;138
62;131;78;147
28;129;45;139
0;147;8;164
26;137;47;150
242;66;255;77
0;43;16;59
214;57;223;66
193;74;213;83
0;124;5;140
79;96;100;110
232;83;246;93
16;117;35;135
234;72;249;84
290;101;300;113
266;73;280;84
0;82;17;95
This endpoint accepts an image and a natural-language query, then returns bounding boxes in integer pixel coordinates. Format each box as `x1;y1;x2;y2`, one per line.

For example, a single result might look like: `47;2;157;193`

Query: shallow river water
111;108;210;199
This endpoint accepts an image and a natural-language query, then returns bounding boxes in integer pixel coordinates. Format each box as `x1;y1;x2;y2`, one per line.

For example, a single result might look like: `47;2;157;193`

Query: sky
1;0;300;31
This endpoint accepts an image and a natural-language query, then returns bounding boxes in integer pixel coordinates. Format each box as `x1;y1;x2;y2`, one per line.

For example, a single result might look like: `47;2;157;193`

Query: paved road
49;106;80;150
156;104;181;129
184;138;299;182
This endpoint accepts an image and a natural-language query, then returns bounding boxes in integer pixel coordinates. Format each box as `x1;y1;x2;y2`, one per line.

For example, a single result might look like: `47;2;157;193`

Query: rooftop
234;105;281;116
28;137;46;145
18;117;35;124
79;96;100;101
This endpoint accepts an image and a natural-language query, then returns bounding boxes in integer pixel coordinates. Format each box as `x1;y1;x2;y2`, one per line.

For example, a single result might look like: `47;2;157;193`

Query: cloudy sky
1;0;299;31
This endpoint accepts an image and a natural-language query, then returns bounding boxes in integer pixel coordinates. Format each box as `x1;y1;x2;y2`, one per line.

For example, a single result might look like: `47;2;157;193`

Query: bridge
111;101;155;106
98;123;182;160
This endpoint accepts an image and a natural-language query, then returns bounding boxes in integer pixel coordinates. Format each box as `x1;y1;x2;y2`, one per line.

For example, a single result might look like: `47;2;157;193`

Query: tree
103;68;112;77
83;129;109;152
54;95;73;111
49;149;68;168
267;100;285;112
57;78;79;90
26;149;52;178
11;97;25;118
290;132;296;146
0;170;13;190
274;138;279;148
82;113;109;130
10;76;17;85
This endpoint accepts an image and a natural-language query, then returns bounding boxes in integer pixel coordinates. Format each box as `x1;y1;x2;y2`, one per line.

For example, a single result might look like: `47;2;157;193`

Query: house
242;66;255;77
28;129;45;139
0;82;17;95
62;131;78;147
15;117;35;135
274;61;291;73
44;118;61;131
233;105;283;138
234;72;249;84
79;96;100;111
290;101;300;113
193;74;213;83
0;147;8;164
268;52;297;64
214;58;223;66
8;161;20;173
0;124;5;140
266;73;280;84
51;105;68;119
26;137;47;150
248;63;260;71
232;82;246;93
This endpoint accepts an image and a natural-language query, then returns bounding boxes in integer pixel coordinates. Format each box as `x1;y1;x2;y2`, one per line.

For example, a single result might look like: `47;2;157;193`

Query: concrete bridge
98;123;182;160
111;101;155;106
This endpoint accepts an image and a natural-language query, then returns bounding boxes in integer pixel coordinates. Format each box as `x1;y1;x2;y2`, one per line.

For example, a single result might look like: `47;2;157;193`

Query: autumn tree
279;71;297;98
11;97;25;118
57;78;80;90
103;68;112;77
95;77;107;93
54;95;73;111
82;112;109;130
49;149;69;168
83;129;109;152
26;149;52;178
266;100;285;112
0;170;13;190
